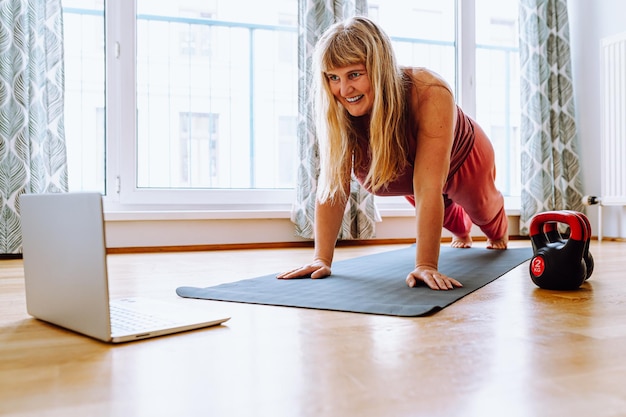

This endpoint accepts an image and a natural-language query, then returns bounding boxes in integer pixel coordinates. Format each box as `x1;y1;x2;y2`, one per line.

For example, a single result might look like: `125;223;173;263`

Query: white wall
569;0;626;238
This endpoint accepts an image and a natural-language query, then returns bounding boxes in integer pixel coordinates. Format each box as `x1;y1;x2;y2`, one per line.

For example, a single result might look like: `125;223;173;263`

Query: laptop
19;192;230;343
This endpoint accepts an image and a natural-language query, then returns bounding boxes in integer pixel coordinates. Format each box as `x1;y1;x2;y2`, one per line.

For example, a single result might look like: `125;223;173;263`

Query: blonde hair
313;16;408;203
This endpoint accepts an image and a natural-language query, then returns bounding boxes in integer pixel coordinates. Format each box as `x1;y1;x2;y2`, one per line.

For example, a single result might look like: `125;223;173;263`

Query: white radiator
593;32;626;240
601;32;626;205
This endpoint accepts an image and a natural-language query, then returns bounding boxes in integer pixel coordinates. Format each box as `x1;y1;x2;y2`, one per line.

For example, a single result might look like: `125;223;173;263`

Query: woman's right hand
278;194;344;280
277;260;332;280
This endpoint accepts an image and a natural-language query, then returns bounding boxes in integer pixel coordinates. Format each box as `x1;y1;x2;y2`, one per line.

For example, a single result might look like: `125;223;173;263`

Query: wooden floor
1;240;626;417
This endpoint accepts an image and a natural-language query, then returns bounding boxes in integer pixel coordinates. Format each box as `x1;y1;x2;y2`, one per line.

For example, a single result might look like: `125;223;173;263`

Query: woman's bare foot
451;235;472;248
487;237;508;250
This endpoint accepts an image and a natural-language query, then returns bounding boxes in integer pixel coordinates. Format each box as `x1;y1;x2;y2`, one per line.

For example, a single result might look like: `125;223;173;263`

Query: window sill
104;207;521;222
104;209;294;222
104;196;521;222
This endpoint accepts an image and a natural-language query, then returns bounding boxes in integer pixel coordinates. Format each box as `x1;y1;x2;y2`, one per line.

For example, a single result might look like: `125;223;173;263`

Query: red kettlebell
529;211;593;290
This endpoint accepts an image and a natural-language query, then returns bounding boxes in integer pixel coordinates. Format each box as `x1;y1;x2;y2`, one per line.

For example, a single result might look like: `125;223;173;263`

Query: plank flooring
1;240;626;417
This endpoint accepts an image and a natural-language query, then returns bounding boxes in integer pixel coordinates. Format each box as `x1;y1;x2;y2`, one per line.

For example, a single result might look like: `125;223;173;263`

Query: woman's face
325;64;373;117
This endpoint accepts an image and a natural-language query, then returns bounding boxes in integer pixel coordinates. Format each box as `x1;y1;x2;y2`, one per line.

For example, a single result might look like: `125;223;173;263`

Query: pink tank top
354;105;475;196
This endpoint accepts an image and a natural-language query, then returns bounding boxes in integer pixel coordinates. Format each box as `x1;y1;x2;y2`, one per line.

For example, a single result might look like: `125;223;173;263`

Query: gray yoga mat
176;246;533;317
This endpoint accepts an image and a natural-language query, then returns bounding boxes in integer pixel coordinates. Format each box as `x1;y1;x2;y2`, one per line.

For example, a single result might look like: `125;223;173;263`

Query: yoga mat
176;246;533;317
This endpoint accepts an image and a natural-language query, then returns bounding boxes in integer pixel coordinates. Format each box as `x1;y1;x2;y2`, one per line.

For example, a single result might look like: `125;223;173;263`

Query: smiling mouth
345;95;364;103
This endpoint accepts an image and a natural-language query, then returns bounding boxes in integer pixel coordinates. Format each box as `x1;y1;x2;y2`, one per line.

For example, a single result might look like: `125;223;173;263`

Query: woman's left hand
406;266;463;290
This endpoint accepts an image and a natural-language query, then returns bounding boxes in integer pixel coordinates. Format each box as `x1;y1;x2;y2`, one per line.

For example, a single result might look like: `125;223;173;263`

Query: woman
278;16;508;290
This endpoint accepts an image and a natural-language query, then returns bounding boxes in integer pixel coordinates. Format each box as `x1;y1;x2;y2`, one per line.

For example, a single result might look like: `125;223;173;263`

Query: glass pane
369;0;456;95
475;0;520;197
135;0;298;189
62;0;106;193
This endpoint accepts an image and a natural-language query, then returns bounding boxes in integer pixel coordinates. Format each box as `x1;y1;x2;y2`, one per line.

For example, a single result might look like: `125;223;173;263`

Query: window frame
104;0;297;212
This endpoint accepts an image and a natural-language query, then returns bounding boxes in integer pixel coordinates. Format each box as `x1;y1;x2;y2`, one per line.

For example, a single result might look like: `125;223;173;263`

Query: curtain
0;0;67;254
292;0;379;240
518;0;584;235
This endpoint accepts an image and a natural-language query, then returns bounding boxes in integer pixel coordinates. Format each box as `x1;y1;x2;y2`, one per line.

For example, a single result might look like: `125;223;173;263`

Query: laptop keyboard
109;303;181;334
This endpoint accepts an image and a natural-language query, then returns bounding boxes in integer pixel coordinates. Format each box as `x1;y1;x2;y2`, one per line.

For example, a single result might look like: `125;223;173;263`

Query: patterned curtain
518;0;584;235
292;0;379;240
0;0;67;254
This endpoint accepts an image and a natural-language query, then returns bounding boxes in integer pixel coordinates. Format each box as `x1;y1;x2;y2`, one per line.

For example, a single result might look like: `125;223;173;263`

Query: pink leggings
406;122;508;241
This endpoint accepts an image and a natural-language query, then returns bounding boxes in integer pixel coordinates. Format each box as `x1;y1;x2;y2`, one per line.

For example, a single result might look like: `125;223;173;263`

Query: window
475;0;520;197
62;0;519;211
371;0;456;91
63;1;106;192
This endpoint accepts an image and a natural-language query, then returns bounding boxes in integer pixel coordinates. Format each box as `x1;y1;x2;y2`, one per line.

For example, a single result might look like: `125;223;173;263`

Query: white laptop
19;192;230;343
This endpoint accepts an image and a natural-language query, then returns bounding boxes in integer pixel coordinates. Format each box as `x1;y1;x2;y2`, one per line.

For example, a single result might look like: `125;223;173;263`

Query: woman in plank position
278;16;508;290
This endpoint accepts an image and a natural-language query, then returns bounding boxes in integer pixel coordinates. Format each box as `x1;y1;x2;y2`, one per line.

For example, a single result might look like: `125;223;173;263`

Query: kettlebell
540;210;594;280
528;211;593;290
